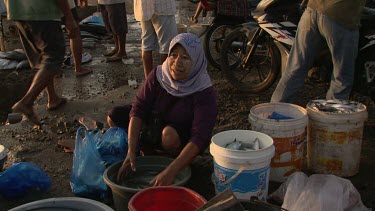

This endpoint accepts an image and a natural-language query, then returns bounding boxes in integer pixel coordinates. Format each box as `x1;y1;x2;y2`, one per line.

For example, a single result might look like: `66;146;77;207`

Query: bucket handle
217;163;248;186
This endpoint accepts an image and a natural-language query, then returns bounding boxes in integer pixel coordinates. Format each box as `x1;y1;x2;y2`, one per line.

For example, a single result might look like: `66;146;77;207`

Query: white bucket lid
0;145;6;160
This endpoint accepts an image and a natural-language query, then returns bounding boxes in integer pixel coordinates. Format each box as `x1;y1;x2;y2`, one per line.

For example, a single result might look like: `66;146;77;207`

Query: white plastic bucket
9;197;114;211
248;103;308;182
210;130;275;201
306;101;368;177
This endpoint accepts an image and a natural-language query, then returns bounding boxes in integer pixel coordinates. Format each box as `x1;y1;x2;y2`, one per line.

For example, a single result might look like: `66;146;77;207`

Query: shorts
99;3;128;35
141;15;178;54
15;20;65;73
61;8;80;24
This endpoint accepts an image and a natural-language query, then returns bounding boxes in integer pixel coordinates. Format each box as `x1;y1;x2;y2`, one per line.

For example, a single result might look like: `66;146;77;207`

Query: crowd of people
5;0;366;187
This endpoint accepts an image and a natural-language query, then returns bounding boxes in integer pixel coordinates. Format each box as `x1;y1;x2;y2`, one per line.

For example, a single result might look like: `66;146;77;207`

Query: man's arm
56;0;79;38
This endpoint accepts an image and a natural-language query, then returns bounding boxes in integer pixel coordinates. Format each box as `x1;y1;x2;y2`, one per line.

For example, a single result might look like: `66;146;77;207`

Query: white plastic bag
272;172;370;211
269;172;308;204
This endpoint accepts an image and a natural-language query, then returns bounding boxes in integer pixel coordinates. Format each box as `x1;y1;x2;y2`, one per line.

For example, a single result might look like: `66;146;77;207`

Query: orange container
128;186;206;211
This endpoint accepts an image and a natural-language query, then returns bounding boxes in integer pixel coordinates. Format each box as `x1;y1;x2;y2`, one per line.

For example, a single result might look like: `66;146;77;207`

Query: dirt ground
0;2;374;210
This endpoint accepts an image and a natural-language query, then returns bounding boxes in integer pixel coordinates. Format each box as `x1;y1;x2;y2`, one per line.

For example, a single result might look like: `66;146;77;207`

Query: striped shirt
134;0;176;21
5;0;63;20
217;0;248;19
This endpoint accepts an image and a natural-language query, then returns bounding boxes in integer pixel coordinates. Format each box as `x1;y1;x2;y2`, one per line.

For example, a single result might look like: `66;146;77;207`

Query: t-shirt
307;0;366;30
5;0;63;20
130;68;218;152
134;0;176;21
68;0;76;9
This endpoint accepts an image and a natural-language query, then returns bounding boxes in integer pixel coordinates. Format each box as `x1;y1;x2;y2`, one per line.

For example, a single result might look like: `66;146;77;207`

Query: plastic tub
249;103;308;182
9;197;114;211
306;101;368;177
103;156;191;211
210;130;275;201
128;186;206;211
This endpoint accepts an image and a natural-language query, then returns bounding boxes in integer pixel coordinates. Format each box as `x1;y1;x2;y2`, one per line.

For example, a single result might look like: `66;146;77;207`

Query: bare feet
103;49;117;57
47;97;67;110
106;53;127;62
12;101;41;126
75;67;93;77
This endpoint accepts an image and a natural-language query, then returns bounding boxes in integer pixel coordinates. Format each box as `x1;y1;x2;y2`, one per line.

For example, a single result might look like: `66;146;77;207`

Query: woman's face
168;44;193;81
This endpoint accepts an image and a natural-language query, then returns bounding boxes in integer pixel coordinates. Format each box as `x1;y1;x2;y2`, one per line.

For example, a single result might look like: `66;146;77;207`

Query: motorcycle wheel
220;27;281;93
204;23;237;69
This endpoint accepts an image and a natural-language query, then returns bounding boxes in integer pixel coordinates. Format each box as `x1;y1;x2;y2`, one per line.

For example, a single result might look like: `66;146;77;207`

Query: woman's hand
150;143;200;186
116;151;137;182
150;168;178;186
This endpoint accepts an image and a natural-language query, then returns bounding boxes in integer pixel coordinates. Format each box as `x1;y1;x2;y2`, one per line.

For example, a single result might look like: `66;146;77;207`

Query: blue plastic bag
79;12;105;26
0;162;51;198
96;127;128;167
267;112;294;120
70;126;127;200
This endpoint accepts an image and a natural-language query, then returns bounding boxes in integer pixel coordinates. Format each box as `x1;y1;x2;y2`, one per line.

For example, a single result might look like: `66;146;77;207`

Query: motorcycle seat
361;7;375;21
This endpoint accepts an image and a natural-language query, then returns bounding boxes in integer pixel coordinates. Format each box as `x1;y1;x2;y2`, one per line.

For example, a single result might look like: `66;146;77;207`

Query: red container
128;186;207;211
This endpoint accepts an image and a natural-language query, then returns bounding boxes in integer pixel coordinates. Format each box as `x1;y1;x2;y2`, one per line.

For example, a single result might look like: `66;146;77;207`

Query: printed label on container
213;161;270;201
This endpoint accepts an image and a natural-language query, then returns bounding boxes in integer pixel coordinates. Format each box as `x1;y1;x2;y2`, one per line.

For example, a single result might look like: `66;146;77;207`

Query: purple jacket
130;68;218;152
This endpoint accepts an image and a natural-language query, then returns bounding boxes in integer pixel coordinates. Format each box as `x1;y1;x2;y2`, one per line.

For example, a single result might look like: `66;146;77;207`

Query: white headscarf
156;33;212;97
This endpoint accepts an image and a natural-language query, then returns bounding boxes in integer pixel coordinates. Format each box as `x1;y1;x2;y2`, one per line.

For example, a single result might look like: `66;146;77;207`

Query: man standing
98;0;128;62
271;0;366;103
67;0;93;77
134;0;178;78
6;0;79;125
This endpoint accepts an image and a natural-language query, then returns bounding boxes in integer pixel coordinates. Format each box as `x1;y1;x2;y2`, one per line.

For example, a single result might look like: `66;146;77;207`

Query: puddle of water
0;1;199;123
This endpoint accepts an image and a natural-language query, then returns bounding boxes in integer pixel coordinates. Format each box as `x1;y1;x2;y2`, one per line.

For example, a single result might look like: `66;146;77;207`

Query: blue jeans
271;7;359;103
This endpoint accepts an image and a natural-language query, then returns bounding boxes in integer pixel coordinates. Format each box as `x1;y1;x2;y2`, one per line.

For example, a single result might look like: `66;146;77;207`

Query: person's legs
100;4;118;56
153;15;178;65
46;80;66;109
116;33;127;57
271;7;322;103
161;126;182;156
67;8;92;77
142;50;154;77
320;15;359;100
106;3;128;61
13;21;65;124
140;19;158;77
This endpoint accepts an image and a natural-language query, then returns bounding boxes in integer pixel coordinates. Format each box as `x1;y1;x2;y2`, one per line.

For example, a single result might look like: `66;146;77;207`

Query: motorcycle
188;0;259;69
219;0;375;101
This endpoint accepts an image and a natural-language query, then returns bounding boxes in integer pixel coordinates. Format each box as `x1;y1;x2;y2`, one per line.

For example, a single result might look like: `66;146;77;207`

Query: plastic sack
269;172;308;204
80;12;105;26
96;127;128;167
70;126;127;200
271;172;370;211
267;112;293;120
0;162;51;198
70;127;108;200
